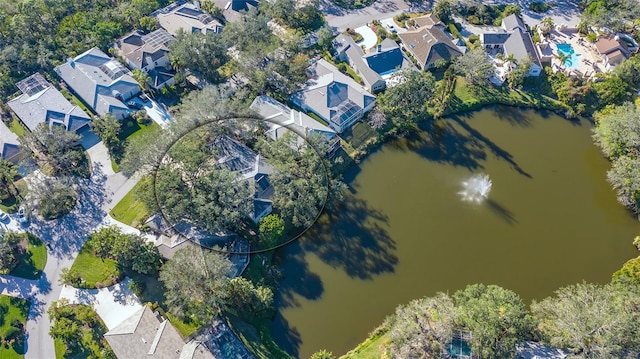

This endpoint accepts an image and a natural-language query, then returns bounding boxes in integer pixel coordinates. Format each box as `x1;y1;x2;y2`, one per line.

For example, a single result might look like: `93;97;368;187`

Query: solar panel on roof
16;73;51;96
141;30;174;49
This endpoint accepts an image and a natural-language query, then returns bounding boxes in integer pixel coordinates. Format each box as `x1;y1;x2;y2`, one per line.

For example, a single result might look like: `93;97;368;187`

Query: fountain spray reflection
459;174;492;203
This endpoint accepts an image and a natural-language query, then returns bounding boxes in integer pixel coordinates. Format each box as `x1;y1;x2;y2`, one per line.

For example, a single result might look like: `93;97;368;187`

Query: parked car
17;207;27;224
386;23;397;33
138;93;150;102
0;211;8;221
127;101;143;110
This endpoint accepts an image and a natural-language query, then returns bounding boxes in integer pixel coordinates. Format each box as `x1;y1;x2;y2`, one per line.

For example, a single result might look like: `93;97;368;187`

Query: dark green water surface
271;106;639;358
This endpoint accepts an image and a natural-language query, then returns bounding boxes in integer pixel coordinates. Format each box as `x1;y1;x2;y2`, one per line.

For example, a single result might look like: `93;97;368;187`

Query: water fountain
459;174;492;203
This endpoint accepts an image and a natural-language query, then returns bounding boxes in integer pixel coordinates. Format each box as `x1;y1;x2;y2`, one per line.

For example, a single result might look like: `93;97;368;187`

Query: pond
271;106;640;358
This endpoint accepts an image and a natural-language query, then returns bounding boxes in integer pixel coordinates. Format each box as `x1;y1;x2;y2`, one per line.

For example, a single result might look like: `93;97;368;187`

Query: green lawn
166;312;201;337
109;178;150;227
340;331;389;359
445;76;566;115
0;178;27;214
0;295;30;359
68;240;122;289
119;117;159;141
8;119;26;138
226;314;293;359
10;233;47;280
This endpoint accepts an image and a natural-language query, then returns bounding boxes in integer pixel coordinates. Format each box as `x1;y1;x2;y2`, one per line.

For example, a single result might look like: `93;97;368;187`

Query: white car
386;23;397;33
17;207;27;224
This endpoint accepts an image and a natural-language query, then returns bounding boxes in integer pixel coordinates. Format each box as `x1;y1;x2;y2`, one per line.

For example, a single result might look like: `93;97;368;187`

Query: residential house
291;59;376;133
113;29;176;89
412;13;442;28
0;121;21;163
153;0;223;36
333;35;412;92
210;134;274;224
397;15;464;70
501;13;526;32
250;95;339;153
480;14;543;81
55;48;141;120
333;35;384;92
502;28;543;76
145;214;249;276
104;306;216;359
7;73;91;134
595;34;630;69
516;341;569;359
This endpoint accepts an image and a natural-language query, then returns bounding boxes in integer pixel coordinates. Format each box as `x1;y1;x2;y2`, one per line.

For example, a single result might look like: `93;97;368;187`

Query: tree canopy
21;123;88;177
159;245;233;322
376;70;437;131
453;48;494;86
0;0;166;99
593;102;640;212
531;282;640;357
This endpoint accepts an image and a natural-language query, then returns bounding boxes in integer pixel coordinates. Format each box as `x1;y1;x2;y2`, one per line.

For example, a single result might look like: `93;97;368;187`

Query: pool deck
546;29;608;77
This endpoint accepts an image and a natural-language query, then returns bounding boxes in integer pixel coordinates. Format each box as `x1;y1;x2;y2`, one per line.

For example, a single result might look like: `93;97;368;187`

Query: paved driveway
0;160;141;358
86;141;115;176
355;25;378;50
59;278;143;330
322;0;424;32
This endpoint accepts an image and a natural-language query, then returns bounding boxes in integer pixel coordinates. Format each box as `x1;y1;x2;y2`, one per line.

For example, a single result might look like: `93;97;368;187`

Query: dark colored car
138;93;150;102
127;101;143;110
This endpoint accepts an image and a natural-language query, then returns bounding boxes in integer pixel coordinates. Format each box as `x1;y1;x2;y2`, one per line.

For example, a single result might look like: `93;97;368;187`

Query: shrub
586;32;598;43
529;1;552;13
468;34;479;44
4;326;21;341
128;277;146;297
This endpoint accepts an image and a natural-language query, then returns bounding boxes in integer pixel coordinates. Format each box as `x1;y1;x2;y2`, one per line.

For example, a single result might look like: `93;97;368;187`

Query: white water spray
459;174;492;203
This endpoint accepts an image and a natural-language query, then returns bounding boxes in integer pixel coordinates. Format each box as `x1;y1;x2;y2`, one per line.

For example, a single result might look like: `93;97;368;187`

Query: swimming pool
557;43;581;68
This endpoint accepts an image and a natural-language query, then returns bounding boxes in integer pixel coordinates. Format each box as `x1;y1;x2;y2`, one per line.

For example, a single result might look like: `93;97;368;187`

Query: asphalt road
322;0;433;32
0;161;140;358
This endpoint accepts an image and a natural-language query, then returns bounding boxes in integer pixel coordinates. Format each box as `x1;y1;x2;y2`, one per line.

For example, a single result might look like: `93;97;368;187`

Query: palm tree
132;69;152;93
554;52;571;70
505;53;517;70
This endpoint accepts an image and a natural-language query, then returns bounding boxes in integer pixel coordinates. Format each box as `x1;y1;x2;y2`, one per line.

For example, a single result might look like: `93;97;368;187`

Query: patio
546;29;607;77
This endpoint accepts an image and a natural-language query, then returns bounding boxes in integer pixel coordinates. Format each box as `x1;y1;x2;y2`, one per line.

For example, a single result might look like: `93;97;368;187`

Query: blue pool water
557;43;581;68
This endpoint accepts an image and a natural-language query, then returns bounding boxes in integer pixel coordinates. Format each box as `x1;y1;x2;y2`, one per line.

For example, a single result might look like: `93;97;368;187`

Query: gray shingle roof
105;306;216;359
0;121;21;162
114;29;173;69
503;29;542;66
332;34;384;90
398;26;463;68
502;13;525;31
291;59;375;132
8;73;91;133
55;47;140;119
155;1;223;36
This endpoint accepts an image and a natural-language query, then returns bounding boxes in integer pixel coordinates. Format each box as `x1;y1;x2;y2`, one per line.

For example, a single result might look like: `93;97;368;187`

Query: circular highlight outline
150;114;331;255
